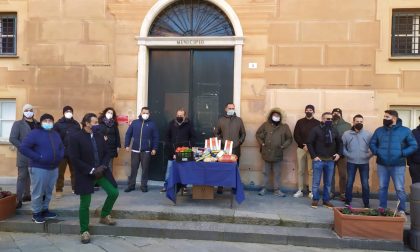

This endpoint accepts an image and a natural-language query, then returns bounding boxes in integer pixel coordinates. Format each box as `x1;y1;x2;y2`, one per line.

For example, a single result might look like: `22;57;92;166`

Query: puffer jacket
408;126;420;165
124;116;159;152
255;108;293;162
369;118;418;166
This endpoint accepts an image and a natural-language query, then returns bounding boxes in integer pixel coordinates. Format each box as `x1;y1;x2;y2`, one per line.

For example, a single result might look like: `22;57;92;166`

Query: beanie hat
40;113;54;123
305;104;315;112
22;104;33;112
332;108;343;116
63;105;73;114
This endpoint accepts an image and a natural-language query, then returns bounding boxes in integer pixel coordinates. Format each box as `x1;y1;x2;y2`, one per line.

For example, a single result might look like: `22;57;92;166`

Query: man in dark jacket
20;114;64;224
215;102;246;194
331;108;352;200
69;113;119;244
370;110;417;218
9;104;39;208
161;108;195;193
293;104;320;198
409;116;420;184
307;112;343;209
54;105;81;198
124;107;159;193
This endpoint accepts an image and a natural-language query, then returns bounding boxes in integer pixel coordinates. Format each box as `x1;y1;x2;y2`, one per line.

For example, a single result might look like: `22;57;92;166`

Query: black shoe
364;204;370;209
124;187;135;193
216;187;223;195
16;201;22;209
140;187;148;193
22;195;31;202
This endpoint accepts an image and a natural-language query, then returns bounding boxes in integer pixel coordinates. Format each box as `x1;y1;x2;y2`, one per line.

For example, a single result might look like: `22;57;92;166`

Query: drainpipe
410;183;420;251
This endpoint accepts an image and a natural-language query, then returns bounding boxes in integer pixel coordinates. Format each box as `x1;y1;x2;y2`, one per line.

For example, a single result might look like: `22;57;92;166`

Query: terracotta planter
333;207;405;241
0;194;17;221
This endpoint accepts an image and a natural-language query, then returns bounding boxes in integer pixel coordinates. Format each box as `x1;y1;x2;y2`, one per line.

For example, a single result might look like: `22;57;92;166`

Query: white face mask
226;110;235;116
64;112;73;119
141;114;149;120
105;113;113;120
23;111;34;118
272;116;281;122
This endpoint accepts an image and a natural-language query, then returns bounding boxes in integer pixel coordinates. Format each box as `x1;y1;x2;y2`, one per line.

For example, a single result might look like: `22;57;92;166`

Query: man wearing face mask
54;105;81;198
161;108;196;193
306;112;343;209
342;114;372;208
20;114;64;224
256;108;293;196
124;107;159;193
9;104;39;209
370;110;417;219
293;105;320;198
215;103;246;194
408;116;420;184
331;108;351;200
69;113;119;244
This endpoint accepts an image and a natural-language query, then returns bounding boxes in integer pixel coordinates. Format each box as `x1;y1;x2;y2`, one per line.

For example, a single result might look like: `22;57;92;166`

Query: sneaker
363;204;370;209
274;190;286;197
94;186;100;191
398;210;407;221
140;187;148;193
339;193;346;202
99;215;116;226
22;195;31;202
42;209;57;219
311;200;318;209
55;192;63;199
323;201;334;209
344;201;350;207
293;190;303;198
16;201;22;209
32;213;45;224
258;188;266;196
81;231;91;244
160;187;166;193
308;192;313;199
124;187;135;193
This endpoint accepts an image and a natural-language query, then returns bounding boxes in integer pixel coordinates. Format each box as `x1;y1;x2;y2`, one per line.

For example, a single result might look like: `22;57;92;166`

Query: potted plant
333;206;405;241
0;188;17;221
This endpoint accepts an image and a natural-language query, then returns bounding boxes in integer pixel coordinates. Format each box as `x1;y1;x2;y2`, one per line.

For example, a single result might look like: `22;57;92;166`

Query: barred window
392;10;420;57
0;13;16;55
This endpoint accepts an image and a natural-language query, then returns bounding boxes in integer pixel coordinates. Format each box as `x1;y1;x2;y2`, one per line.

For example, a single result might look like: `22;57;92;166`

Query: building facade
1;0;420;193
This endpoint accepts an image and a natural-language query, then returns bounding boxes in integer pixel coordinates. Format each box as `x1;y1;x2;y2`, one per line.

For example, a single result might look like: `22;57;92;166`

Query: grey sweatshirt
342;129;372;164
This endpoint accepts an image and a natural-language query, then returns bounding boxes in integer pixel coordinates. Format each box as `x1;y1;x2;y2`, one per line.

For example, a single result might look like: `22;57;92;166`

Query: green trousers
79;177;119;233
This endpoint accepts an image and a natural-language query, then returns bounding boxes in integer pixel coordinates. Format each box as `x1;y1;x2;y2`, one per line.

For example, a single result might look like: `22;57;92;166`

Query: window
0;99;16;141
390;106;420;129
0;13;16;55
392;10;420;57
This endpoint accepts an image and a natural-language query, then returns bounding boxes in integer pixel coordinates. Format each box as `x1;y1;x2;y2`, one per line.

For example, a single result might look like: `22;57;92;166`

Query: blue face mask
91;124;100;133
41;122;53;130
324;120;333;127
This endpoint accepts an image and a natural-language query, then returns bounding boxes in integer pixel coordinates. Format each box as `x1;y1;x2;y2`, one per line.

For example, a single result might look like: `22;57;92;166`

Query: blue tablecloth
166;161;245;204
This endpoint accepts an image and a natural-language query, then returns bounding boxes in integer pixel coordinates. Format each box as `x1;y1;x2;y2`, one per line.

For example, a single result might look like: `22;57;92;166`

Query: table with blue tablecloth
166;161;245;206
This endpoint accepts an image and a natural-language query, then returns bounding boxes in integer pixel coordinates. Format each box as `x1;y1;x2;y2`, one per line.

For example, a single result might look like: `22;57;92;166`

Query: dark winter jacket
293;117;320;149
19;128;64;170
99;120;121;158
69;129;117;195
256;108;293;162
53;117;81;157
9;118;39;167
408;126;420;166
333;118;352;137
307;124;343;160
215;113;246;157
166;118;196;160
124;116;159;152
370;118;418;167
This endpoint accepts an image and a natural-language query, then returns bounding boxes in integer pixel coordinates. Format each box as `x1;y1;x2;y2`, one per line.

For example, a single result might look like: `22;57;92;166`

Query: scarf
103;117;115;127
321;124;333;144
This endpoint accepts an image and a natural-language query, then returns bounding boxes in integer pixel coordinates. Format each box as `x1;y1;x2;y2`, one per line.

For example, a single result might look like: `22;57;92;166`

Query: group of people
8;102;420;243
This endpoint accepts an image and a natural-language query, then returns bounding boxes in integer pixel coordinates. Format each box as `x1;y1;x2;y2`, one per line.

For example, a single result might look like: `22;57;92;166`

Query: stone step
0;215;405;251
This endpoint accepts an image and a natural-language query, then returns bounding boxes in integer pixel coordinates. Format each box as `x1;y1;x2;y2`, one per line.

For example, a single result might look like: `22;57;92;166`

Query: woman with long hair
98;107;121;172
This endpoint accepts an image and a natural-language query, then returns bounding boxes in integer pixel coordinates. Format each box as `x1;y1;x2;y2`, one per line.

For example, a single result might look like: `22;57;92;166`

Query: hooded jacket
370;118;418;166
215;112;246;157
342;128;372;164
124;116;159;152
255;108;293;162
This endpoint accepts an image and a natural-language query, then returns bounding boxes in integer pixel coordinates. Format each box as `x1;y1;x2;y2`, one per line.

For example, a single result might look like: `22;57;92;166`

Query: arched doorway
137;0;243;180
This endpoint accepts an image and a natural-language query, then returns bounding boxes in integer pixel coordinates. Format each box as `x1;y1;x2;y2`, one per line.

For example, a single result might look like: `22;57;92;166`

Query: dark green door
148;49;234;180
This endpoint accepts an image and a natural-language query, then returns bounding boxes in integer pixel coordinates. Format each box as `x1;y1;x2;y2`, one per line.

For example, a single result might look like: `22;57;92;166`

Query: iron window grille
149;0;234;37
0;13;16;55
392;10;420;57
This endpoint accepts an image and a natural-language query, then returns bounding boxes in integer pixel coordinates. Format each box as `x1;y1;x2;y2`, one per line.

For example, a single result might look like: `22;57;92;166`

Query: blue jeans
377;164;406;211
29;167;58;214
164;160;173;187
312;160;334;202
345;162;370;206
